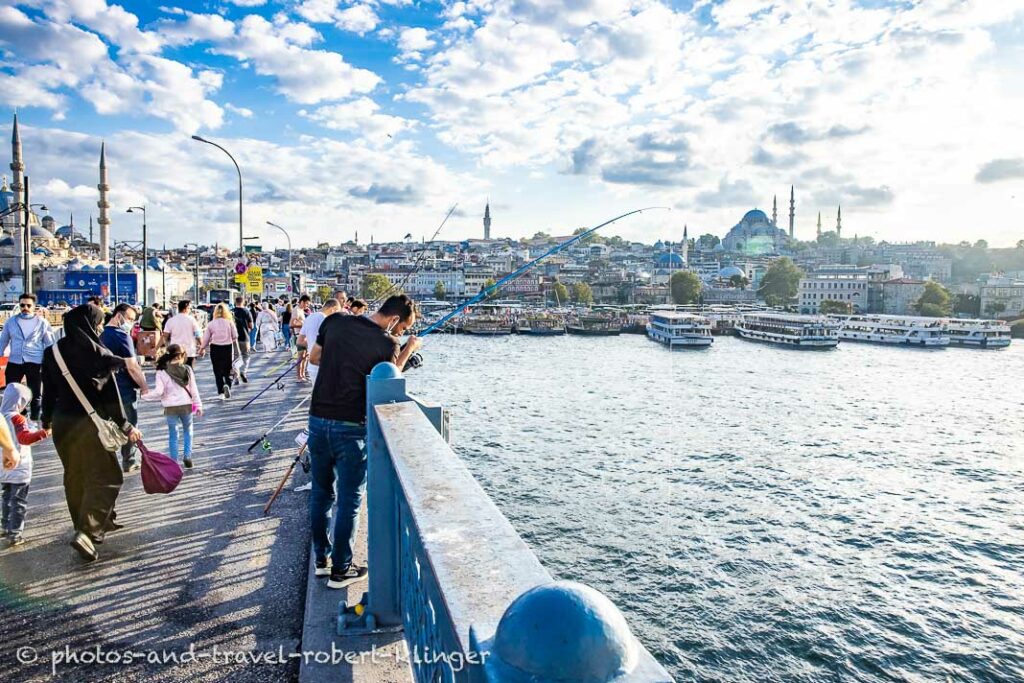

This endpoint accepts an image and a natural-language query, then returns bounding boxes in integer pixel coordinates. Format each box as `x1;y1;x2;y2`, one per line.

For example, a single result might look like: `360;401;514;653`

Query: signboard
234;273;246;285
244;245;262;254
235;262;247;275
64;272;137;303
245;265;263;295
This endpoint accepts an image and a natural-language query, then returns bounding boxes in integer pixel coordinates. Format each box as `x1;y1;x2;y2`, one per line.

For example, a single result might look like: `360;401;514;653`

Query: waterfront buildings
979;275;1024;317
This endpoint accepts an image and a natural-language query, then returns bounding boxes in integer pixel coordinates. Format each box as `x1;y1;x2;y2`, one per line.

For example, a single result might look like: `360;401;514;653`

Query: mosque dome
719;265;745;279
741;209;769;223
721;207;788;256
657;252;684;268
30;226;54;240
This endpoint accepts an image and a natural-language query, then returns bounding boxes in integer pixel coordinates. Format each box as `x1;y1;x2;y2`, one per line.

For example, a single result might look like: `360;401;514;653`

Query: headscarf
57;304;124;391
1;383;31;455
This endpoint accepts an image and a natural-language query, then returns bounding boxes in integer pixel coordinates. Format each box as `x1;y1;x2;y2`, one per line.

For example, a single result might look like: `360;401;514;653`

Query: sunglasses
19;303;33;308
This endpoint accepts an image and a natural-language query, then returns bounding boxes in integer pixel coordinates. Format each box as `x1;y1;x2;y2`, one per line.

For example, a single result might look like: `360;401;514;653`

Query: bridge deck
0;349;408;682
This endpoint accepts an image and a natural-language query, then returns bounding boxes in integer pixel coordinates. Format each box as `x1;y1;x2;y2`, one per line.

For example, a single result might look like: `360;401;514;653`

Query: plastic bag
139;441;184;494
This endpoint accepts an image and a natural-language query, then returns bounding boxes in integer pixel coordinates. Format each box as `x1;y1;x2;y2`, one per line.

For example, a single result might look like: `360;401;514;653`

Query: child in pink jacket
143;344;203;468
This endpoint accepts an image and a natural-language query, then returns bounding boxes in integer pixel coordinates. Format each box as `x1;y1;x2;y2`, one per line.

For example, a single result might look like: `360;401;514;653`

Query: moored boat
462;314;514;335
736;312;839;348
832;314;949;347
946;318;1012;348
566;314;622;336
516;313;566;336
647;311;713;348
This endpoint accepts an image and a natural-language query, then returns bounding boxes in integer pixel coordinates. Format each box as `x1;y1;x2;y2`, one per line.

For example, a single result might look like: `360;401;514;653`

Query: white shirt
299;311;326;345
164;313;202;357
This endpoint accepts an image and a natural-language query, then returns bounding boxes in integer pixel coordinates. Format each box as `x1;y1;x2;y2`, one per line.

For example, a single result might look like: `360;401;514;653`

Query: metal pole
142;207;147;305
266;221;292;289
191;136;243;283
22;175;31;294
113;244;119;302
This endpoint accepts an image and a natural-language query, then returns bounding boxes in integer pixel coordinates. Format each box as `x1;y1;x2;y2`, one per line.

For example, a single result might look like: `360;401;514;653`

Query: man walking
298;298;340;385
100;303;144;472
163;300;201;367
232;296;253;383
307;294;421;589
0;293;55;422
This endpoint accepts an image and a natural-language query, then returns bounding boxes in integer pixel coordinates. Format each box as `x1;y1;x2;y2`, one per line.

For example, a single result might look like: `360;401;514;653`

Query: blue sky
2;0;1024;250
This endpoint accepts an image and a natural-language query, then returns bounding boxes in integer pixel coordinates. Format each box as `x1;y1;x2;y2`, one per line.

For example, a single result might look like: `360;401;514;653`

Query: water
411;334;1024;682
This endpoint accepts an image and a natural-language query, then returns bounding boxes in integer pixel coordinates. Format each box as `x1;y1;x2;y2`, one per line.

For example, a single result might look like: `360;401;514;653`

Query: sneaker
70;532;98;562
183;457;194;469
315;558;332;577
7;534;24;548
240;372;248;384
223;385;231;399
294;482;312;492
122;459;140;474
327;564;368;590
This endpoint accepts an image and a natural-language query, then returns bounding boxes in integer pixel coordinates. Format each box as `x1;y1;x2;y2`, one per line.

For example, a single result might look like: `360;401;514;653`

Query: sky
1;0;1023;252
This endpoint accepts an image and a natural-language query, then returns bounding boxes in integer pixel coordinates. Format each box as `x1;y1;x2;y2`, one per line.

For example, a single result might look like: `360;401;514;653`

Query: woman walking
281;303;293;348
41;304;145;562
199;303;238;400
291;305;308;381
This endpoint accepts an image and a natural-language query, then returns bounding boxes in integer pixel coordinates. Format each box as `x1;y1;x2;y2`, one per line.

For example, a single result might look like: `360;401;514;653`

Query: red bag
139;442;184;494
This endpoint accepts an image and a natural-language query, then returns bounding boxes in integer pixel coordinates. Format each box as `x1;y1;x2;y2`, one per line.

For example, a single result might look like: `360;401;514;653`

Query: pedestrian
281;303;293;348
247;300;260;347
0;292;55;422
232;296;253;384
298;298;340;385
291;305;307;381
199;303;238;400
100;303;144;473
333;289;348;311
255;303;279;351
140;302;163;332
349;299;367;316
307;294;422;588
41;304;145;562
143;344;202;468
1;384;49;547
163;299;202;367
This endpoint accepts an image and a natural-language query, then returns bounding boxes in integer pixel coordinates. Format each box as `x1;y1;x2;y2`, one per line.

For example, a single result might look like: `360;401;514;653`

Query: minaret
483;200;491;240
772;195;777;226
816;211;822;240
681;224;689;265
97;142;110;263
89;215;94;244
836;205;842;239
355;230;358;245
10;113;25;276
788;185;795;239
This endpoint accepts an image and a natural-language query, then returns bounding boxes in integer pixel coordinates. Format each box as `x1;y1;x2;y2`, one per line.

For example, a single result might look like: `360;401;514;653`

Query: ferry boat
832;314;949;347
646;311;713;348
945;318;1012;348
461;314;514;335
566;314;622;336
736;312;839;348
515;313;566;336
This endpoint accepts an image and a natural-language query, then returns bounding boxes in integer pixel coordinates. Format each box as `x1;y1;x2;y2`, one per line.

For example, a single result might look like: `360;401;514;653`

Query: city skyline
1;1;1023;250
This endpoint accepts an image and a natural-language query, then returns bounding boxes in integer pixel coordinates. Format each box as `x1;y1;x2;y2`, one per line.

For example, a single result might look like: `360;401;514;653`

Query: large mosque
720;186;795;256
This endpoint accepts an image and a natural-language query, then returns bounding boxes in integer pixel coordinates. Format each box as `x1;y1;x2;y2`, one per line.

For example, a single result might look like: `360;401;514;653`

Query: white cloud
397;27;435;60
335;4;379;35
225;0;267;7
299;97;415;139
225;103;254;118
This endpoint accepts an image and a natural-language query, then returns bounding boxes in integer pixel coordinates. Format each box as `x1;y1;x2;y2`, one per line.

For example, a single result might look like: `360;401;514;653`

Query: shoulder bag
52;344;130;452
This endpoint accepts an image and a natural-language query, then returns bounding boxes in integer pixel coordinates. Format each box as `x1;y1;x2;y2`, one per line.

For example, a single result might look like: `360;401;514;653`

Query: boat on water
832;314;949;347
647;311;713;348
736;312;840;348
566;314;622;336
945;318;1012;348
516;313;566;336
461;314;514;335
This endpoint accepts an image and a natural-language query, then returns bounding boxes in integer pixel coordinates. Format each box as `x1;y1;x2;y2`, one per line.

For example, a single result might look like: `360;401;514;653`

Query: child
1;384;49;547
143;344;203;468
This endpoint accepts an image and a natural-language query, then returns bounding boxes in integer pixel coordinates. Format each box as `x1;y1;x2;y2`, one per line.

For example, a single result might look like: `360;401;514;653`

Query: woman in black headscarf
41;304;145;561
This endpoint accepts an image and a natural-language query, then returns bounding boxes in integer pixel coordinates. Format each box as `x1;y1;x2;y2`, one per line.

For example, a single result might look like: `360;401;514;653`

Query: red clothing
12;414;48;445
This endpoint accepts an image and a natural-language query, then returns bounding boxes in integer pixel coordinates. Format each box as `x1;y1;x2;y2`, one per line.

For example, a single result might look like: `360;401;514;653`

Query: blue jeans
121;393;138;465
165;413;194;460
249;326;257;347
1;482;30;535
307;416;366;569
281;323;292;346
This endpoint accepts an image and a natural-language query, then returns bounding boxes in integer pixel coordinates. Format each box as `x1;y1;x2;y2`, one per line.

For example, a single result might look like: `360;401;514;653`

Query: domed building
721;209;788;256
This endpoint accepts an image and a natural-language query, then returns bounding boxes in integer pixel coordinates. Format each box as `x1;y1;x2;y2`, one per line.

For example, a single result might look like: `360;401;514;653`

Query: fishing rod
419;207;669;337
371;204;459;306
240;359;302;411
246;394;311;452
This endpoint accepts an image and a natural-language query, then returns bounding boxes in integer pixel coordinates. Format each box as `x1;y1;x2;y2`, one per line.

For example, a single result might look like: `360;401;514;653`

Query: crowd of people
0;285;420;590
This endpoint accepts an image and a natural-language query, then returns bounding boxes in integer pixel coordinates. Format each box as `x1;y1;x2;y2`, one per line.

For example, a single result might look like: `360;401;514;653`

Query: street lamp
191;135;243;281
184;242;201;302
127;205;147;305
265;221;292;276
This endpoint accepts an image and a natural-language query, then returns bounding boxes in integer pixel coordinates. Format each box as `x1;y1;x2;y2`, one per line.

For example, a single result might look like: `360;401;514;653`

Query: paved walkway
0;349;318;682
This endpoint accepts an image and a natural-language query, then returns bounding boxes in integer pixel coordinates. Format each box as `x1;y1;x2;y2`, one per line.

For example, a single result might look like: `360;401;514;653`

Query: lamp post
22;175;31;293
266;220;292;283
127;205;147;305
184;242;200;302
191;135;243;284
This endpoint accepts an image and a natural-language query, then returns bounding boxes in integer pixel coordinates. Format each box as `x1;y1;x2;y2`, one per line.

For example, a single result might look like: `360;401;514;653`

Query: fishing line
371;203;459;306
246;394;311;452
241;359;302;410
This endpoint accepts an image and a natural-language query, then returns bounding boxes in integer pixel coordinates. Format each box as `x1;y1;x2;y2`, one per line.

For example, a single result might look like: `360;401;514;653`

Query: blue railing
365;362;674;682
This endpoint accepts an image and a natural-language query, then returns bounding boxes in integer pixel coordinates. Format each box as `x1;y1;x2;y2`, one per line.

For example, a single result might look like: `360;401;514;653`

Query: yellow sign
245;265;263;295
234;273;246;285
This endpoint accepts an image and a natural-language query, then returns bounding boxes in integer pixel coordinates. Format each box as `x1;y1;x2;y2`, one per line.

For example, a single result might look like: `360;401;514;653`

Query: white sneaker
294;482;312;492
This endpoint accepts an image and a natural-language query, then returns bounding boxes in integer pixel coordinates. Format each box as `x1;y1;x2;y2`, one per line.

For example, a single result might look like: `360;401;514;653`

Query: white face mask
121;320;134;332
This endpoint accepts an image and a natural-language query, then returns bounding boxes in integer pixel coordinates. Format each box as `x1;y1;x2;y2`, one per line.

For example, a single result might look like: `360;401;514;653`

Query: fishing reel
403;352;424;371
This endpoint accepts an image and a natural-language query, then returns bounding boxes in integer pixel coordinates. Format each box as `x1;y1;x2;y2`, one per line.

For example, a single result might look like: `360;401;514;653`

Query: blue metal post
366;362;407;626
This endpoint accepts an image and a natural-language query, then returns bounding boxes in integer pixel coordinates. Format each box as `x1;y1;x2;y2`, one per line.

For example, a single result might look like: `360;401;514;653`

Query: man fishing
306;294;421;589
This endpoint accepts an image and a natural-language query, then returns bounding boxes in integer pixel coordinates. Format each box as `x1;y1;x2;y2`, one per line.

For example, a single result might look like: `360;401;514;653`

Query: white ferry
832;314;949;347
736;312;840;348
646;311;713;348
946;318;1012;348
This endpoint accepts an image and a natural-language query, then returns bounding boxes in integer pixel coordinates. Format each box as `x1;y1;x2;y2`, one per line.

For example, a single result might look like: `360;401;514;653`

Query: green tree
697;234;720;249
954;293;981;317
481;277;500;300
433;280;446;300
532;231;550;240
759;257;804;306
820;300;853;315
670;271;702;304
985;301;1007;317
571;227;601;245
552;281;569;304
914;281;952;316
361;273;393;300
316;285;332;303
570;282;593;304
728;274;749;289
974;239;989;249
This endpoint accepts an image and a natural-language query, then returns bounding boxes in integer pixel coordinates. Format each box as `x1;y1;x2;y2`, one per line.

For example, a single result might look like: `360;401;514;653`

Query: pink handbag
139;441;184;494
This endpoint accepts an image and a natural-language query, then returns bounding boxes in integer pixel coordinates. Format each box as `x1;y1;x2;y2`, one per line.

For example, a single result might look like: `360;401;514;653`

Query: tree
552;281;569;304
1017;239;1024;250
820;300;853;314
759;257;804;306
571;226;600;245
954;293;981;317
985;301;1007;317
532;231;550;240
670;271;701;304
433;280;446;300
914;281;951;316
570;282;593;305
481;277;498;300
316;285;332;303
697;234;720;250
728;274;749;289
361;273;393;301
974;239;989;249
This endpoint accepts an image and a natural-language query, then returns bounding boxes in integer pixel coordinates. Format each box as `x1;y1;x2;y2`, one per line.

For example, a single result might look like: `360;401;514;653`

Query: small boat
647;311;713;348
832;314;949;347
566;314;622;336
945;318;1012;348
516;313;566;336
462;314;513;335
736;312;839;348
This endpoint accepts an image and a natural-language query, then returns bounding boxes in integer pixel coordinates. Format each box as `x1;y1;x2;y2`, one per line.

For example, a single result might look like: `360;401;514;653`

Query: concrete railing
365;362;673;683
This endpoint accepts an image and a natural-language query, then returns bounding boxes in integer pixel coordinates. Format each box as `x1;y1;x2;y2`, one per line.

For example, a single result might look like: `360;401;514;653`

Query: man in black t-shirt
307;295;421;589
232;296;253;383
